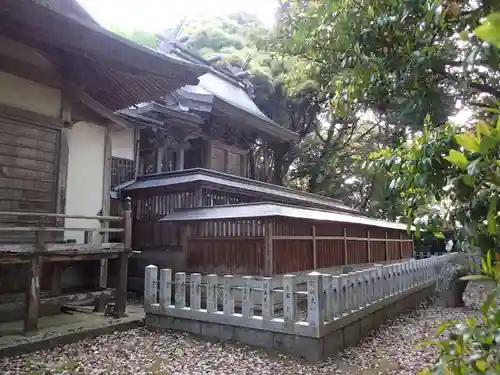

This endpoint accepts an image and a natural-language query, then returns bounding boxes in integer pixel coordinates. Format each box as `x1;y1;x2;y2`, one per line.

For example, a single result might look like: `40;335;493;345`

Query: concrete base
146;284;435;362
0;305;144;358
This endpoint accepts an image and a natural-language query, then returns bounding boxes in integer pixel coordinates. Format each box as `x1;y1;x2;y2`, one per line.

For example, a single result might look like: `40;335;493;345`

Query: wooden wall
131;188;200;250
0;113;60;244
131;187;257;251
272;219;413;274
183;217;413;276
187;239;265;275
130;188;414;276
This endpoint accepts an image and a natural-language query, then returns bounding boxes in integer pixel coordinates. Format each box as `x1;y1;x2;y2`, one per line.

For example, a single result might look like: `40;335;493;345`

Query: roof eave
160;202;411;231
212;97;300;143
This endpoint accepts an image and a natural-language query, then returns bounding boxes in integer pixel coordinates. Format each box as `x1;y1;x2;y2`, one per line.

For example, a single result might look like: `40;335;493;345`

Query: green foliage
418;252;500;375
370;14;500;374
475;12;500;48
369;105;500;254
110;26;157;49
276;0;500;131
274;0;500;216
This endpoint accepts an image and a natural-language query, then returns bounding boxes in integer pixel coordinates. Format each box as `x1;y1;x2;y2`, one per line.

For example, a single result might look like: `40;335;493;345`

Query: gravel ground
0;302;475;375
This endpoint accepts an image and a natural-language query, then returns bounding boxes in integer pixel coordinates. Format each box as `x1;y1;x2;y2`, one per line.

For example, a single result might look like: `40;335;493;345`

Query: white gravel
0;303;475;375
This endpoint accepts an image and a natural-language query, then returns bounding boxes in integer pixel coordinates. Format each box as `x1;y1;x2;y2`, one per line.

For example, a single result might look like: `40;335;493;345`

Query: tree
274;0;500;216
366;10;500;251
277;0;499;128
367;15;500;373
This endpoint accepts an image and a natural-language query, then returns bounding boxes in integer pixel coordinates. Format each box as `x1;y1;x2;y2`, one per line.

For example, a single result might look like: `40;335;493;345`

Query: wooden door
0;115;59;243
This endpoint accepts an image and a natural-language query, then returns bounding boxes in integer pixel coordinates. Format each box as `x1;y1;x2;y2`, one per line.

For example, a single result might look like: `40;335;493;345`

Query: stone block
343;320;361;348
145;314;169;329
360;315;374;336
171;317;201;334
273;332;323;362
323;328;344;358
373;308;387;326
200;322;234;342
234;327;274;349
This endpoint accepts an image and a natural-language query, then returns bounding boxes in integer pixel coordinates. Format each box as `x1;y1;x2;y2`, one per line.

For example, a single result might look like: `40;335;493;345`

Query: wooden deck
0;200;132;333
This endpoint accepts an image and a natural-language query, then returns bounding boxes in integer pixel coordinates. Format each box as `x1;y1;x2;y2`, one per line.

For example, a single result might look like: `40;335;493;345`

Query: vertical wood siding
0;116;59;243
187;239;265;275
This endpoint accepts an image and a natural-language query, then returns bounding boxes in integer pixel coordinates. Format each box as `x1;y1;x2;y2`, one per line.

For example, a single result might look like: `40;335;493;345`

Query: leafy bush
368;13;500;374
419;252;500;375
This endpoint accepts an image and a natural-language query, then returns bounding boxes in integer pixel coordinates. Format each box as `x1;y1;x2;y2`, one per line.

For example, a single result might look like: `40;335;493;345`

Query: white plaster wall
0;36;53;68
0;72;61;118
0;37;61;118
111;128;135;160
65;121;105;243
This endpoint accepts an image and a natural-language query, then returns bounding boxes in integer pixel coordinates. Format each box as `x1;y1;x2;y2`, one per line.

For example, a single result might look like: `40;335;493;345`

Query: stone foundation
146;282;435;362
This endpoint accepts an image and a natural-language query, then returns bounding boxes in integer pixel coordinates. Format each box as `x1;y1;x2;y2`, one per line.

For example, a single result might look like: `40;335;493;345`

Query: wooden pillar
156;147;164;173
99;127;111;289
176;148;185;171
399;232;403;259
179;223;191;269
264;221;274;276
194;188;203;207
312;225;317;270
155;131;165;173
411;233;415;258
134;128;141;179
385;231;389;261
56;90;71;228
24;256;41;333
50;262;64;295
24;229;45;333
115;197;132;318
55;126;70;242
343;227;348;265
367;229;371;263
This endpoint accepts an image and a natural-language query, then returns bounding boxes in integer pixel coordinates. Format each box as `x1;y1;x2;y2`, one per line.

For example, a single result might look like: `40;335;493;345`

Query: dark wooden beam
115;198;132;317
24;255;41;332
264;221;273;276
77;92;129;130
55;125;70;232
0;53;61;89
0;103;64;128
100;127;112;289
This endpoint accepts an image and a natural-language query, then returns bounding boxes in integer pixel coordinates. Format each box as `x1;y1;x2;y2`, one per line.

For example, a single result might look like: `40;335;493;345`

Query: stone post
242;276;253;317
206;274;218;313
340;273;349;313
175;272;186;308
190;273;202;310
361;270;370;307
396;264;403;293
307;272;324;336
332;275;341;318
409;258;417;287
145;265;158;313
261;277;273;320
159;268;172;314
323;274;334;321
283;274;297;324
223;275;235;315
375;265;383;300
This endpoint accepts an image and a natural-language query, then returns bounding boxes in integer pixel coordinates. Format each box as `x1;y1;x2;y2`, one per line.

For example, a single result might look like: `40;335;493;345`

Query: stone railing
144;254;453;339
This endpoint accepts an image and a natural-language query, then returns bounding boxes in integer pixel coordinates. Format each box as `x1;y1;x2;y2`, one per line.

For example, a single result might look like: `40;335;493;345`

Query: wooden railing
0;200;131;254
0;199;132;332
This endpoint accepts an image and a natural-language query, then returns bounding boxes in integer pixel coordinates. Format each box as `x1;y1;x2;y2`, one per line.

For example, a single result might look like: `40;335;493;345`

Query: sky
78;0;277;32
